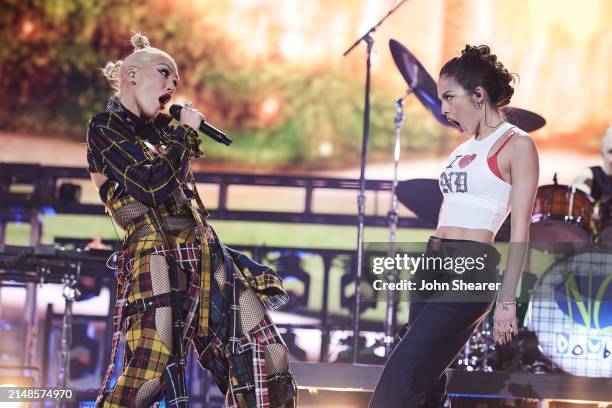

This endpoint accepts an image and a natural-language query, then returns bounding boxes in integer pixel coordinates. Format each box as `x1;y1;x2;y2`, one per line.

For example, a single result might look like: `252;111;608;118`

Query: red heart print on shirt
458;154;476;169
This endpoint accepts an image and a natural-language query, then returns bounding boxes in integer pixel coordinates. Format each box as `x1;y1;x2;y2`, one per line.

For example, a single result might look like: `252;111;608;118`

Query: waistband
427;235;501;265
123;292;190;317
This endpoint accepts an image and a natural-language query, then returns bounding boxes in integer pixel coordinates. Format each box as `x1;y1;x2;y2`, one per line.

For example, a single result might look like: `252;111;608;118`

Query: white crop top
437;122;516;234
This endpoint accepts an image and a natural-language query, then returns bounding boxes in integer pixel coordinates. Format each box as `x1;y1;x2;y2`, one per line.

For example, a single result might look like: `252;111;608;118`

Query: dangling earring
474;101;482;110
129;72;136;85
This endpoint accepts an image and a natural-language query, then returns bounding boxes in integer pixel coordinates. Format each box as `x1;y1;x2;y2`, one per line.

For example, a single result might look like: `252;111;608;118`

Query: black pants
369;237;499;408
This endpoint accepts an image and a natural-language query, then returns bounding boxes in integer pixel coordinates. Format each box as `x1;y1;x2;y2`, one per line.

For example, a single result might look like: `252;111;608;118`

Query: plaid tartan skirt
96;222;297;407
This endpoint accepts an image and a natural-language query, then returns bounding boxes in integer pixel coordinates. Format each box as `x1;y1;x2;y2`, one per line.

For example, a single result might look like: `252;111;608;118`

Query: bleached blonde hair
101;33;176;93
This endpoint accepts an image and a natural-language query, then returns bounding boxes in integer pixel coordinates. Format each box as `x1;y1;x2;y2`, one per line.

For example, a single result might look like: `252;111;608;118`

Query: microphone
169;104;233;146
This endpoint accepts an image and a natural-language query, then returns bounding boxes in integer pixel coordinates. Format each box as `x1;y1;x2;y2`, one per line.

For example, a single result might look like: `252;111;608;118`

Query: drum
526;249;612;378
530;185;593;250
594;195;612;242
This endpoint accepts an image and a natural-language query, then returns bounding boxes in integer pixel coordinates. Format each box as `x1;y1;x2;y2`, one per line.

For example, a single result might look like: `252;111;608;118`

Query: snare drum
530;185;593;249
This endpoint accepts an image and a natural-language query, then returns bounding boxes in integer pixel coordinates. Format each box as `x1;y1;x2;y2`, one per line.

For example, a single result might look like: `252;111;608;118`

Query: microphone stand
384;91;410;356
342;0;410;364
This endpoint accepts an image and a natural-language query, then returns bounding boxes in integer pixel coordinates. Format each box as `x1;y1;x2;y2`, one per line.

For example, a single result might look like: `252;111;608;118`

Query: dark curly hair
440;44;516;108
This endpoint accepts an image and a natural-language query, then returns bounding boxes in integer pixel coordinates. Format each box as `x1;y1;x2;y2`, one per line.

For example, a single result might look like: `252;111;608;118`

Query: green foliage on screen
0;0;442;169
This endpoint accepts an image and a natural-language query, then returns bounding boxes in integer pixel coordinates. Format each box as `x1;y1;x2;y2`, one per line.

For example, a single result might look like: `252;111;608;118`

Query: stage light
318;141;333;157
259;96;280;118
279;32;303;60
21;20;34;37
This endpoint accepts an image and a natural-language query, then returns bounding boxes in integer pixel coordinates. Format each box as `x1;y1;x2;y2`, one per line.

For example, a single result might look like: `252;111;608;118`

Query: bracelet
497;301;516;305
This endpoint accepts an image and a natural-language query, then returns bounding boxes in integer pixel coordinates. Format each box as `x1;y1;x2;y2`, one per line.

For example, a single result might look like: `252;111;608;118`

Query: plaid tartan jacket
86;98;295;407
86;96;203;207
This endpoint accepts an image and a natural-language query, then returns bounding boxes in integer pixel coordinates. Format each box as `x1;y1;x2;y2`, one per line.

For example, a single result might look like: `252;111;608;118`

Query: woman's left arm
494;133;539;343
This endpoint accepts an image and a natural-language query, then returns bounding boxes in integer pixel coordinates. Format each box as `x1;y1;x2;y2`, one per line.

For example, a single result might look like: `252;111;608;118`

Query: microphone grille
169;104;182;119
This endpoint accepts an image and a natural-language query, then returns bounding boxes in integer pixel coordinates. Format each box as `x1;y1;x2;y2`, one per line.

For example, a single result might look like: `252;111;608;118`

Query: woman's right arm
571;167;593;196
86;112;200;207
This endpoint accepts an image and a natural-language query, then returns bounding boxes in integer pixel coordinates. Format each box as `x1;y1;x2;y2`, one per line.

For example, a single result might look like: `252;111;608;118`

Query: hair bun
130;32;150;50
102;61;121;80
461;44;493;60
441;44;516;108
101;60;123;91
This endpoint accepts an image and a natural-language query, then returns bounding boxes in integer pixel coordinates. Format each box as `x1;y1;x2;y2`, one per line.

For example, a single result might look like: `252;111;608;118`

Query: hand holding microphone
178;101;204;130
170;103;233;146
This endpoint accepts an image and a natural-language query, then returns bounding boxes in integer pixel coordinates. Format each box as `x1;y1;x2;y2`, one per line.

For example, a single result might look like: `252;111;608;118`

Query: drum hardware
455;319;496;372
491;329;557;374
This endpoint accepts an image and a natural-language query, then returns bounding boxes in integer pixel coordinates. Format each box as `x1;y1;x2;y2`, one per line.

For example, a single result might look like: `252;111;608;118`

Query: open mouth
447;117;463;133
158;93;171;108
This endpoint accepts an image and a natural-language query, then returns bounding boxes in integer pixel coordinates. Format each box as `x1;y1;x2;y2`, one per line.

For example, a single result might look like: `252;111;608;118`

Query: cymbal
396;178;443;224
389;39;452;127
502;107;546;132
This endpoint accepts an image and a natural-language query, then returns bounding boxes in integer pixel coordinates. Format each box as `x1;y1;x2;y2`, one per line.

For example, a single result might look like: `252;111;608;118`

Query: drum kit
388;38;611;378
531;180;612;247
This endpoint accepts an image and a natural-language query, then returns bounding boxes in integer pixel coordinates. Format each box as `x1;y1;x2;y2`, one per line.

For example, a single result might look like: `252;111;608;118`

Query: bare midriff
433;226;495;244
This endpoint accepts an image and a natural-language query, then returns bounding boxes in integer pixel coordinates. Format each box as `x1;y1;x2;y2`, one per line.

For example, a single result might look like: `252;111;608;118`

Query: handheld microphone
169;104;233;146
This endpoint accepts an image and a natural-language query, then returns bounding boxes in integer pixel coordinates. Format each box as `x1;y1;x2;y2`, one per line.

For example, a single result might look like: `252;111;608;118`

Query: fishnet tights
132;255;175;406
128;251;290;406
134;377;161;407
239;284;289;375
111;201;148;229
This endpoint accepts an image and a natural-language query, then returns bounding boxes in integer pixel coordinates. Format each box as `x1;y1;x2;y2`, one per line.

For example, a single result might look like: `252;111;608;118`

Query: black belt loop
123;292;183;317
428;236;442;252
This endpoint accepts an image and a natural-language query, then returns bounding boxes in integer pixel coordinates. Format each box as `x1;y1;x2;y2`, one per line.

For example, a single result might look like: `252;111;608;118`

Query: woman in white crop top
370;45;539;408
436;51;539;344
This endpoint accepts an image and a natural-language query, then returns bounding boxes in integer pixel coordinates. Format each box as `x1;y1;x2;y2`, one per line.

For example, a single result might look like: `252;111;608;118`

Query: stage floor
291;362;612;404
